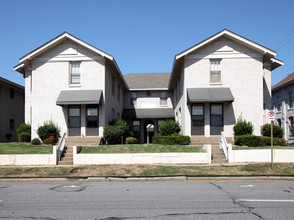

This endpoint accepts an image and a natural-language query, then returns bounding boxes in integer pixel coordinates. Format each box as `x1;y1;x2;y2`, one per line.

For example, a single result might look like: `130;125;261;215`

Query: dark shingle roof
124;73;170;89
272;72;294;91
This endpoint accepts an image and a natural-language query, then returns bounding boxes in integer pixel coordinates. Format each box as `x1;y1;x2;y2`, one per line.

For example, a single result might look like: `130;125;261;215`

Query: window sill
210;82;222;85
69;84;81;87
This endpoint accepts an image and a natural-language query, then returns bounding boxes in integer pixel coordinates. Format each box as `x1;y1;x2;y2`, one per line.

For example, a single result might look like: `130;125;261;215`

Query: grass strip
1;163;294;178
232;146;294;150
0;142;53;154
80;144;203;154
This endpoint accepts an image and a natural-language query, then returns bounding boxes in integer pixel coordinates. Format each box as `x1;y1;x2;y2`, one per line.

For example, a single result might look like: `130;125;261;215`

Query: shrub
153;135;190;145
16;123;31;142
103;120;132;144
234;135;286;147
233;117;254;136
126;137;138;144
37;121;60;143
159;120;181;136
261;124;284;138
44;138;54;145
31;138;41;145
18;132;31;142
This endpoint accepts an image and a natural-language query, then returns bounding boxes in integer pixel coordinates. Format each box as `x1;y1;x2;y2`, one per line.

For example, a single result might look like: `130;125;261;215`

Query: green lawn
232;145;294;150
0;142;53;154
80;144;203;154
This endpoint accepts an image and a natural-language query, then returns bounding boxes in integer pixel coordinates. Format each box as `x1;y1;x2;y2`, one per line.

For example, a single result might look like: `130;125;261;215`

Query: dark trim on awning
56;90;102;106
187;87;234;103
122;108;175;119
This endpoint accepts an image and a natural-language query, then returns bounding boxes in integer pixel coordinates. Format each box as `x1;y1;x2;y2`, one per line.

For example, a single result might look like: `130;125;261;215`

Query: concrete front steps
190;136;233;164
58;137;101;165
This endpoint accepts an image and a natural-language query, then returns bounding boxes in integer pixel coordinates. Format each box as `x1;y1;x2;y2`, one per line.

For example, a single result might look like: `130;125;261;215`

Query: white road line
240;185;254;187
237;199;294;203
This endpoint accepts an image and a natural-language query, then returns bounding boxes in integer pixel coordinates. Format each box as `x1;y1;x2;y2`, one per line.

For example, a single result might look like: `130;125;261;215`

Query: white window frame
210;59;222;84
70;62;81;85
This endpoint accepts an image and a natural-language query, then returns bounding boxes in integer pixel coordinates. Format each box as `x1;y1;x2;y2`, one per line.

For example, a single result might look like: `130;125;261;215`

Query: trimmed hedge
126;137;138;144
31;138;41;145
153;135;190;145
261;123;284;138
233;117;254;136
159;120;181;136
37;121;60;143
234;135;286;147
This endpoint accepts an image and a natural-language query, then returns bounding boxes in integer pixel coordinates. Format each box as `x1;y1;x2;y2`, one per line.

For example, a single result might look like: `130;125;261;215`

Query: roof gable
272;72;294;91
124;73;170;90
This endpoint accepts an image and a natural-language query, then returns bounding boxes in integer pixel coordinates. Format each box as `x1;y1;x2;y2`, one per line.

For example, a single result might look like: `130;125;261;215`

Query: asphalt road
0;181;294;220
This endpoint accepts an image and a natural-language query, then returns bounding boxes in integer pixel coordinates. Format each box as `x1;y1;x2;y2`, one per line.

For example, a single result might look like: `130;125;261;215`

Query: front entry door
86;105;99;136
191;104;204;135
68;106;81;136
210;103;223;135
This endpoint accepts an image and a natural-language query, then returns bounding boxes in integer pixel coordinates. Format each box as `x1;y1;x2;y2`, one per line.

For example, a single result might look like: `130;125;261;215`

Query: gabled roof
124;73;170;90
0;76;24;90
169;29;283;88
272;72;294;91
14;32;129;89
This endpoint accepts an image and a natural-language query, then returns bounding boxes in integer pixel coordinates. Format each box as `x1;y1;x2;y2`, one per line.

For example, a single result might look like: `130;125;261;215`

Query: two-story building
14;30;283;143
272;72;294;144
0;77;24;142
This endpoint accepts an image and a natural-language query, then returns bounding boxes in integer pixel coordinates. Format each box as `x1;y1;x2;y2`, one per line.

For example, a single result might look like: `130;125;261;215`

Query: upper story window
210;59;221;84
70;62;81;84
9;118;14;129
10;88;15;99
277;96;282;112
160;91;167;106
112;76;115;96
130;92;137;106
289;92;294;109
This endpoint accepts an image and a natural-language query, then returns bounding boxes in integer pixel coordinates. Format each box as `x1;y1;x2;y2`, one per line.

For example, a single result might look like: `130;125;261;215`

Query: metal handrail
221;131;228;160
57;133;66;161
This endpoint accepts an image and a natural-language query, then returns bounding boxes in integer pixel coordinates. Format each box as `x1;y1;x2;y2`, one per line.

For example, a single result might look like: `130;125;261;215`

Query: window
118;85;120;101
68;106;81;128
147;91;151;96
289;117;294;137
210;59;221;83
70;62;81;84
130;92;137;106
210;104;223;126
160;92;167;106
192;104;204;126
112;76;115;96
10;88;14;99
9;119;14;129
133;120;140;139
277;96;282;112
289;92;294;109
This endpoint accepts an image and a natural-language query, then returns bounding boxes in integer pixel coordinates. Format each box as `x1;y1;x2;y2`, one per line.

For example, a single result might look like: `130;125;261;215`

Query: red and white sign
268;110;275;121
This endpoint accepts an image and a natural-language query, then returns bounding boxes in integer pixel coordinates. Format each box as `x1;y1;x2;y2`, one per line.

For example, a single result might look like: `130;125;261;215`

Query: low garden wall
0;146;57;166
73;145;211;165
227;145;294;163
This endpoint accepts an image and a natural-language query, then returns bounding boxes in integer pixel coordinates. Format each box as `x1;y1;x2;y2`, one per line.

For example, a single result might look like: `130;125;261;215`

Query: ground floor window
132;120;140;139
68;106;81;136
191;103;204;135
289;117;294;137
210;103;223;135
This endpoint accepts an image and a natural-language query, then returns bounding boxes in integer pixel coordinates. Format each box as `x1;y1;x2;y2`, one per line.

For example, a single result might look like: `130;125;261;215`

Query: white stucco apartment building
14;30;283;143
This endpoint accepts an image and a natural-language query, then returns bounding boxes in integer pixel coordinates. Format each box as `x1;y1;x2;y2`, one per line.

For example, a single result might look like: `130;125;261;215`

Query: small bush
18;132;31;142
126;137;138;144
5;133;12;140
233;117;254;136
261;124;284;138
37;121;60;143
153;135;190;145
103;120;131;144
159;120;181;136
31;138;41;145
234;135;286;147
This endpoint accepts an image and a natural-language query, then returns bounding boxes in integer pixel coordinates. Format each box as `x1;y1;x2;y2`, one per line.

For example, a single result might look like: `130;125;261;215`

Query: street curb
1;176;294;182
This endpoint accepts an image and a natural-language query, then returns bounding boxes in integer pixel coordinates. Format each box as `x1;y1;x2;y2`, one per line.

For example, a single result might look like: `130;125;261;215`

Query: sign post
268;110;275;170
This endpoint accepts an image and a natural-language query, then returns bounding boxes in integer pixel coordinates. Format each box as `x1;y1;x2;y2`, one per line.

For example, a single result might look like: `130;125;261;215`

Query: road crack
209;182;264;219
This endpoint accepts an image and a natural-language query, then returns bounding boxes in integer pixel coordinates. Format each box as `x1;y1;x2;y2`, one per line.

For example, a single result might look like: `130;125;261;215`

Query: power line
272;65;294;80
275;29;294;51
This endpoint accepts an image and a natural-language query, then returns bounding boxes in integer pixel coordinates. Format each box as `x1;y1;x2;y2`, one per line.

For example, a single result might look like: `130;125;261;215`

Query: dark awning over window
56;90;102;105
187;87;234;103
123;108;175;119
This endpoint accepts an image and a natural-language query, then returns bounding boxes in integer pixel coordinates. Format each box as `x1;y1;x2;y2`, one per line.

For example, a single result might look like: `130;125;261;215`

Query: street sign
269;110;275;121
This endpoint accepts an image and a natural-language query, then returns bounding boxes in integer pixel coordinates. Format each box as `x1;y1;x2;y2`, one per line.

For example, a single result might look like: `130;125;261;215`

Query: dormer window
210;59;221;84
70;62;81;84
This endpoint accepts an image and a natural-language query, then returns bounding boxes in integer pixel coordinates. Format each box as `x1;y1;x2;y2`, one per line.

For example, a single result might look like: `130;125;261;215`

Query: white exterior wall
26;39;106;138
182;37;264;137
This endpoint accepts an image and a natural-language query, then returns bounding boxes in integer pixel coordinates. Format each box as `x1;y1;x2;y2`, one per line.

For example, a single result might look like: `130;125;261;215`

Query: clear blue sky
1;0;294;87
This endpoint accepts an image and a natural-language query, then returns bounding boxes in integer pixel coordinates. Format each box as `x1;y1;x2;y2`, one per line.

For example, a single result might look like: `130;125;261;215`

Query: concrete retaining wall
0;146;57;166
228;144;294;163
73;145;211;165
